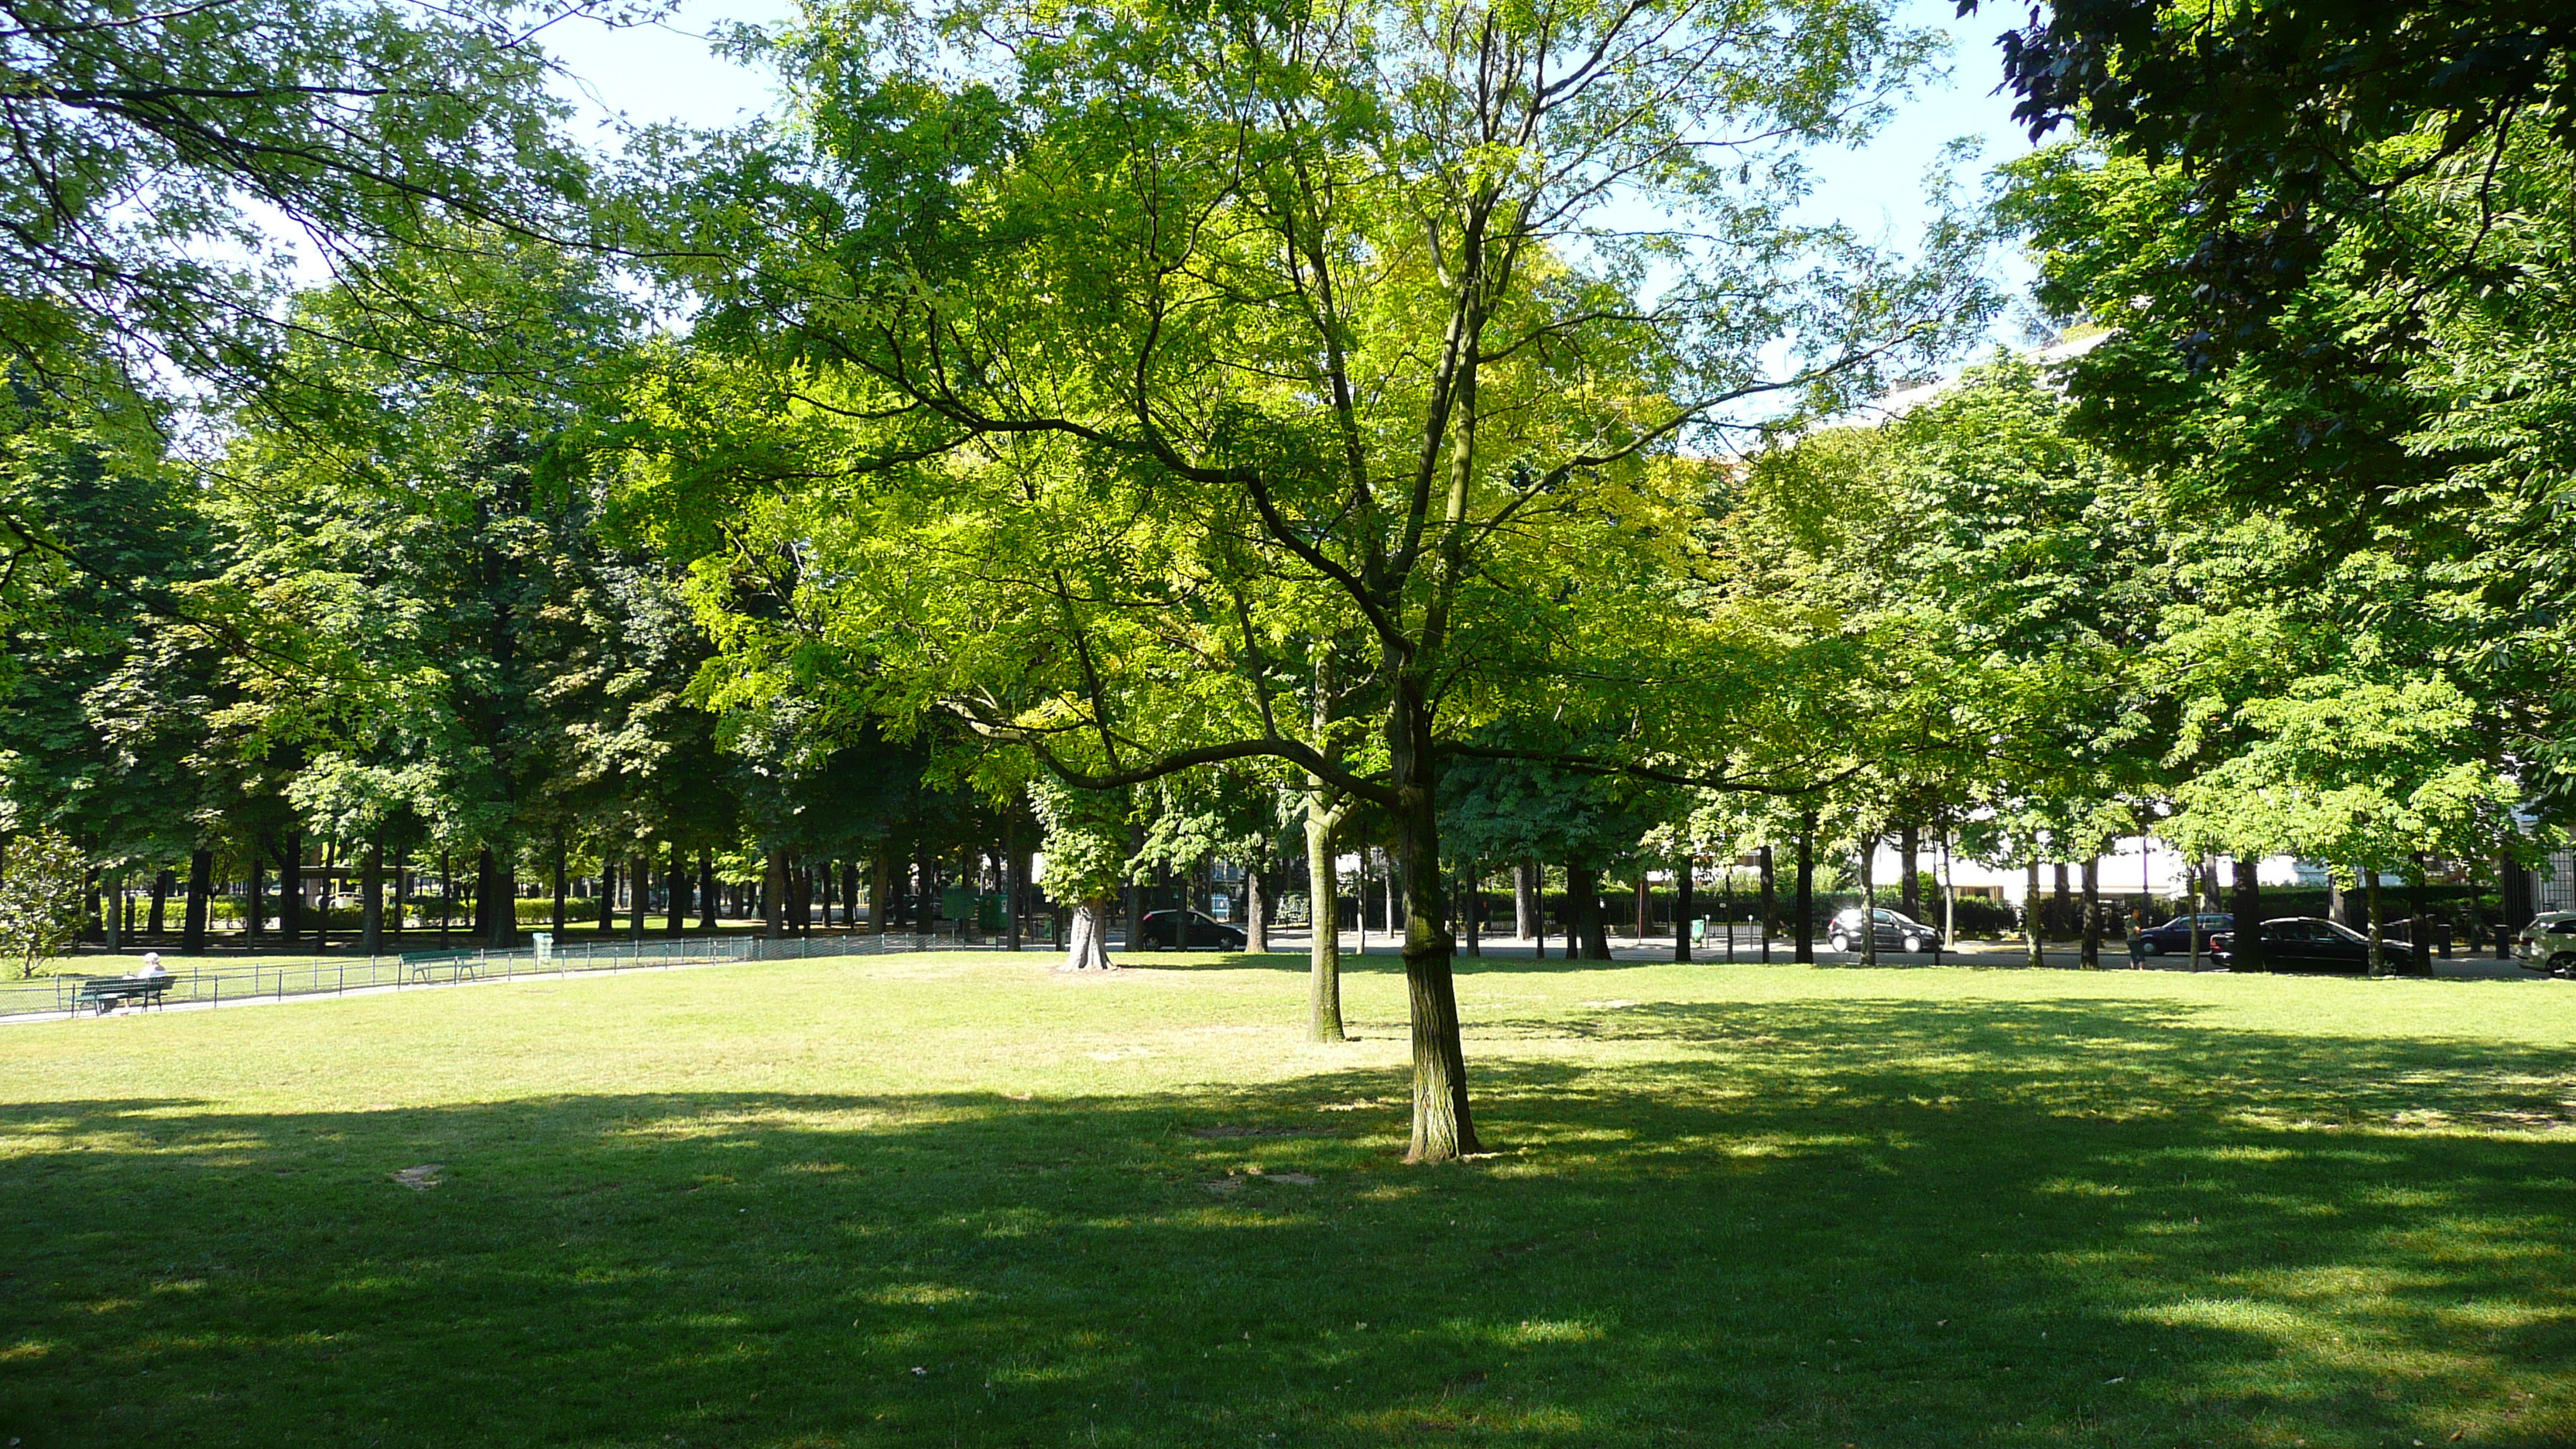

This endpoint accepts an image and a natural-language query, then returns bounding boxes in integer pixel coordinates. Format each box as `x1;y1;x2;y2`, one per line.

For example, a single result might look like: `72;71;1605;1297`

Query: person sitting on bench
132;952;169;980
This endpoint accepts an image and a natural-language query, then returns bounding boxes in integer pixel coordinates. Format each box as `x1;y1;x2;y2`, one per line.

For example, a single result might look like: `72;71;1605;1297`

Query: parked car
1828;907;1943;954
2133;913;2233;956
2208;917;2430;976
2514;910;2576;976
1138;909;1248;951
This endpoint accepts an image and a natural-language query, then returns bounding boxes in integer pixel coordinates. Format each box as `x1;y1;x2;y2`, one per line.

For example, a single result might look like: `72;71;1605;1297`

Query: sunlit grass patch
2;954;2574;1447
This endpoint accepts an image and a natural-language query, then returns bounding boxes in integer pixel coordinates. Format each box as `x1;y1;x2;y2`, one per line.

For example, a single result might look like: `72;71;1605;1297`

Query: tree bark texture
1389;692;1476;1163
362;841;384;957
1759;845;1775;961
275;832;303;944
1793;822;1815;963
2231;857;2266;971
2080;856;2101;968
1305;798;1346;1043
1462;860;1480;957
1062;899;1115;969
1673;856;1693;962
666;841;688;935
1899;825;1920;920
183;848;211;953
1567;863;1610;961
1513;862;1535;940
628;853;649;940
2024;859;2044;969
1859;834;1878;968
1247;851;1270;954
149;869;170;936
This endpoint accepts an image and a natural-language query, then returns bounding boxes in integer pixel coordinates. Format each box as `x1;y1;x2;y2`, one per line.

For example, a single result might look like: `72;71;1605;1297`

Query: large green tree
642;0;1986;1162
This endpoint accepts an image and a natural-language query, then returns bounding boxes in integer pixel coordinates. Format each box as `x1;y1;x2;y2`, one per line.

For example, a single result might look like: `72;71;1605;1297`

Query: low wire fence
5;930;980;1020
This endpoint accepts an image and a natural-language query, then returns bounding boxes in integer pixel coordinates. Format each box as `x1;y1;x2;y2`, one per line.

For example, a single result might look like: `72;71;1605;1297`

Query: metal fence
3;930;975;1021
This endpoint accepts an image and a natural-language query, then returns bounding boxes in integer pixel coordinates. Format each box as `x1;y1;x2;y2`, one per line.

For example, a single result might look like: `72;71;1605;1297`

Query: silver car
2515;911;2576;975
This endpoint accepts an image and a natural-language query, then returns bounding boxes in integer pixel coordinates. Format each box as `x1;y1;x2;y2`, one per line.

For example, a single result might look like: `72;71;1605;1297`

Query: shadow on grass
2;998;2573;1447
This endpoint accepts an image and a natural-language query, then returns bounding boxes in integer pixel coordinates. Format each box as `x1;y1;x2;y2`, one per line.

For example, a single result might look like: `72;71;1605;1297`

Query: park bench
74;975;175;1016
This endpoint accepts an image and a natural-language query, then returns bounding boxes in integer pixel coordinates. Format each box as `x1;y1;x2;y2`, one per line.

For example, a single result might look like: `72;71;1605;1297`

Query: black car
1137;909;1248;951
2134;913;2233;956
2208;916;2430;976
1827;906;1944;954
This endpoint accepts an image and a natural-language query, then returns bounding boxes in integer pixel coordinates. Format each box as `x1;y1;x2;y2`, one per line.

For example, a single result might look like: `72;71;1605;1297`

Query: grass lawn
2;954;2572;1447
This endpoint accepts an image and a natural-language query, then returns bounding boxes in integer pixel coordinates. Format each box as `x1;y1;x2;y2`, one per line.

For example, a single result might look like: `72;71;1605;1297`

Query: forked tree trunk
1387;693;1476;1163
1062;897;1115;969
1305;794;1347;1042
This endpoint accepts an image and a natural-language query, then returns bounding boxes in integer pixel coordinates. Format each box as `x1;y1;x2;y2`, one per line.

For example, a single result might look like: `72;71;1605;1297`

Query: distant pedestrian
132;951;169;979
2126;911;2149;968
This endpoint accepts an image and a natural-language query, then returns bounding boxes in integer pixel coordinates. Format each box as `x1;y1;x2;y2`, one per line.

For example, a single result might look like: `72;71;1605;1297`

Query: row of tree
2;0;2570;1162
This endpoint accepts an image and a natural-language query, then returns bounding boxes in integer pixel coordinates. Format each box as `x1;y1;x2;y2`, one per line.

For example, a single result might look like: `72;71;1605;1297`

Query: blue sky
539;0;2040;314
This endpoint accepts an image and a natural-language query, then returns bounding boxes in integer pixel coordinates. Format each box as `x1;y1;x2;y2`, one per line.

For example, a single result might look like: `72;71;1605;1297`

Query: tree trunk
629;852;649;940
2231;856;2265;971
1246;849;1271;954
2080;856;2101;968
1063;898;1115;969
552;839;568;934
2025;858;2044;969
1793;820;1815;964
666;840;687;936
247;850;264;946
1388;691;1476;1163
183;848;212;953
764;851;786;939
488;848;515;949
2408;852;2428;955
1759;844;1776;961
872;848;892;936
441;850;456;947
596;858;615;933
2366;871;2386;978
1004;818;1023;952
362;841;384;957
1461;859;1479;957
1305;794;1345;1042
149;869;170;937
101;867;122;951
1899;825;1920;920
1513;862;1535;940
276;831;303;944
1567;863;1611;960
1859;833;1879;967
1674;855;1694;962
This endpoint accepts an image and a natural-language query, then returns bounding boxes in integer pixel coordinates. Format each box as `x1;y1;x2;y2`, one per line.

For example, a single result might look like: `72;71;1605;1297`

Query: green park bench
73;975;175;1016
